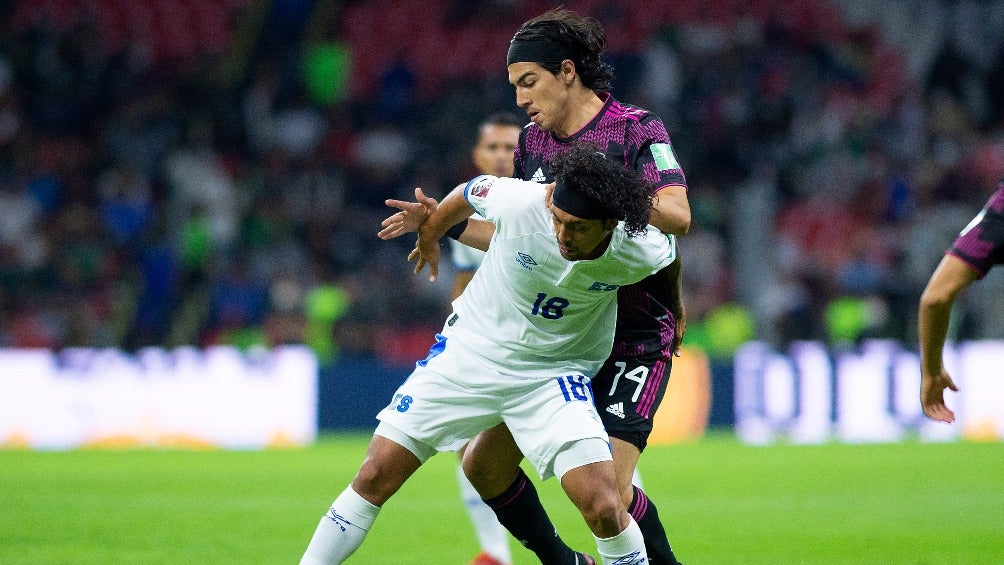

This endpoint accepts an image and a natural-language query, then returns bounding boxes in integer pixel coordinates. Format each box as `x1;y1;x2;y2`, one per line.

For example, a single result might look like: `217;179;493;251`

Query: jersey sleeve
611;225;678;283
640;229;678;275
947;184;1004;278
627;115;687;192
463;175;545;233
463;175;500;219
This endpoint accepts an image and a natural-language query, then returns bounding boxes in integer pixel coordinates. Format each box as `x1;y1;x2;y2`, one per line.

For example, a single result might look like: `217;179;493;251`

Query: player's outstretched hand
378;187;438;240
920;370;959;423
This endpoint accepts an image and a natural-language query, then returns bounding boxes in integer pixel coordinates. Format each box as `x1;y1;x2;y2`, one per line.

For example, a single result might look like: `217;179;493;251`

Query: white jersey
442;175;676;380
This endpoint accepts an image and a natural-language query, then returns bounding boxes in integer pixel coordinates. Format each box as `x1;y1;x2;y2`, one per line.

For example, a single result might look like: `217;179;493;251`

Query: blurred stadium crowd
1;0;1002;363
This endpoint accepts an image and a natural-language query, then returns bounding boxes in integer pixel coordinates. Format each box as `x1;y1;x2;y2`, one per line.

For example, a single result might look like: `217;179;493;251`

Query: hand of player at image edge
921;370;959;423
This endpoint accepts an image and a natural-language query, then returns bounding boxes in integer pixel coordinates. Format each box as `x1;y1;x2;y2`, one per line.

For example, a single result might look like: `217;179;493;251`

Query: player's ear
543;182;556;207
602;218;618;231
560;59;576;84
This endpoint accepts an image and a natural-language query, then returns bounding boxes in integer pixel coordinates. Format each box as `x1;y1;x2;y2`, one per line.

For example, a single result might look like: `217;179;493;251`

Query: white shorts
376;334;610;480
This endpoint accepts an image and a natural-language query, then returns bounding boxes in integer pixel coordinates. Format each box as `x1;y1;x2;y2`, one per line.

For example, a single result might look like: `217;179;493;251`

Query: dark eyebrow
511;71;535;86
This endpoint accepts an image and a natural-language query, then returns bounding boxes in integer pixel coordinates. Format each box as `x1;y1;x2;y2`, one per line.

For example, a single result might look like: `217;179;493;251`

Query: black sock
483;468;578;565
629;486;682;565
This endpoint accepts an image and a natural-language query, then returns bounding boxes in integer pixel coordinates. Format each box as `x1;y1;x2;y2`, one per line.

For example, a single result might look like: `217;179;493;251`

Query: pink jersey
948;180;1004;278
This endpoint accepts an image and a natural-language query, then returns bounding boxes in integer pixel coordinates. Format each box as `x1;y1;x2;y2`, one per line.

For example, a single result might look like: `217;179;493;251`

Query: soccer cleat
469;552;508;565
574;552;597;565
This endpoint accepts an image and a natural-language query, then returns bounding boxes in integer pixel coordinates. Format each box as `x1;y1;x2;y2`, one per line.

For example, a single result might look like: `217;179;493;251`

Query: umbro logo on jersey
530;168;546;182
606;402;625;419
516;251;538;270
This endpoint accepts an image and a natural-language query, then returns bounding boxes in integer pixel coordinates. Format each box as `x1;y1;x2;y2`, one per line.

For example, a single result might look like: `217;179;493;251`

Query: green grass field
1;432;1002;564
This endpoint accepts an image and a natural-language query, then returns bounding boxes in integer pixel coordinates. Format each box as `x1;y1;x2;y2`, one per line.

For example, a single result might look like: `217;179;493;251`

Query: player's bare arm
649;184;690;235
380;183;500;254
414;183;478;283
918;254;975;423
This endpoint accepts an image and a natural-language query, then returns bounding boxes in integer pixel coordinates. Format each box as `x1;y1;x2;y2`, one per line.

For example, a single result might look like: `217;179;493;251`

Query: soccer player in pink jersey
462;8;690;565
919;180;1004;423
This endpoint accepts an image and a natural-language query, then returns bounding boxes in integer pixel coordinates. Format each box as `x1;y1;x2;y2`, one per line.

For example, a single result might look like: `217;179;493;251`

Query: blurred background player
919;179;1004;423
453;112;524;565
449;113;524;300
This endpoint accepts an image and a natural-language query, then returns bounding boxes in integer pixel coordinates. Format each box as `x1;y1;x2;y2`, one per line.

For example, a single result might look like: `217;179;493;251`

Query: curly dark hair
550;142;654;237
511;8;615;93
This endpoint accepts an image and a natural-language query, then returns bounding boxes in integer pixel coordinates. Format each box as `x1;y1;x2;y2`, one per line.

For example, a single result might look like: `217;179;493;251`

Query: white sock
300;487;381;565
457;464;512;564
594;518;649;565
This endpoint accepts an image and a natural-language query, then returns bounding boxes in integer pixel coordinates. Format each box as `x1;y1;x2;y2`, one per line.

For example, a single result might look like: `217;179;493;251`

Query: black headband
507;38;574;65
551;175;614;220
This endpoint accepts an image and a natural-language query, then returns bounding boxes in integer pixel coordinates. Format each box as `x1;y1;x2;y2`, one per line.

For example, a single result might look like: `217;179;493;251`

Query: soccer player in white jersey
300;143;676;565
